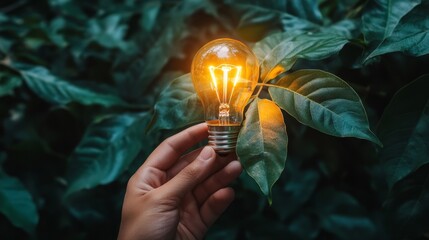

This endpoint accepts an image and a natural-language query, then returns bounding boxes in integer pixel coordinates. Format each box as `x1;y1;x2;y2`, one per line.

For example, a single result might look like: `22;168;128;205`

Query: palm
176;193;208;239
118;124;241;240
152;165;230;240
142;172;209;240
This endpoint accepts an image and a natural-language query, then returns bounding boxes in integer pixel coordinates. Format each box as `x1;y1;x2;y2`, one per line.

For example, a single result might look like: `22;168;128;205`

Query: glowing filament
208;64;242;122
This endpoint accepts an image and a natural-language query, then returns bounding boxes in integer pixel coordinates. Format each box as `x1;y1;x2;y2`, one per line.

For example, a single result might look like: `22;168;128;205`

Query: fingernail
200;146;214;160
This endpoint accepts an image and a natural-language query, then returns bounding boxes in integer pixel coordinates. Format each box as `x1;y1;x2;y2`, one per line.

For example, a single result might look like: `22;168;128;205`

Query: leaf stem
253;82;281;99
256;83;279;88
254;83;264;98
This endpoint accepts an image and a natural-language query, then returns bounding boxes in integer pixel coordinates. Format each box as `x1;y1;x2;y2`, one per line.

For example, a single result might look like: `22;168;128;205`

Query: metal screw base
208;125;241;155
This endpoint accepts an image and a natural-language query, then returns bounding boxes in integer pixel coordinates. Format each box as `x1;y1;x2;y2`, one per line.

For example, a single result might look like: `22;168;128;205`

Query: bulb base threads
208;125;240;155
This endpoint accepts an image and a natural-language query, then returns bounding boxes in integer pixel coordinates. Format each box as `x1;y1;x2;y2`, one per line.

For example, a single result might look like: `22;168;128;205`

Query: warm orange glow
207;64;244;124
208;64;242;105
191;38;259;126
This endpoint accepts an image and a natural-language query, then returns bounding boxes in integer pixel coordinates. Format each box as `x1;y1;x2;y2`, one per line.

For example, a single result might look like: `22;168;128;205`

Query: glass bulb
191;38;259;154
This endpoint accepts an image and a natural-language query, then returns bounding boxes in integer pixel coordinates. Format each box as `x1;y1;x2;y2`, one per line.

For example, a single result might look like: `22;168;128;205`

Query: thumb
159;146;216;201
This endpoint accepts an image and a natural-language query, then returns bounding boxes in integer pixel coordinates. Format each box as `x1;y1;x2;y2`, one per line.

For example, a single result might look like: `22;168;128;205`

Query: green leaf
366;2;429;60
253;32;292;63
272;166;319;220
19;66;131;107
384;165;429;238
227;3;289;31
0;75;21;97
224;3;318;41
268;69;381;145
87;14;129;50
237;98;288;200
152;73;204;130
230;0;323;24
255;32;349;82
66;113;149;195
116;13;189;100
0;37;13;55
140;1;161;31
362;0;421;43
252;21;355;66
318;0;361;20
313;188;376;240
377;75;429;189
0;169;38;234
285;0;324;24
0;66;22;96
288;213;320;239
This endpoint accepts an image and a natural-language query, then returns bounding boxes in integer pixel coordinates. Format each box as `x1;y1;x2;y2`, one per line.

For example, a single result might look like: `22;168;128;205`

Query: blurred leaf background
0;0;428;239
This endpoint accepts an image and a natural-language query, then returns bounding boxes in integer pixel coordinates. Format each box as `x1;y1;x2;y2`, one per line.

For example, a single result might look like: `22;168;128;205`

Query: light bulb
191;38;259;154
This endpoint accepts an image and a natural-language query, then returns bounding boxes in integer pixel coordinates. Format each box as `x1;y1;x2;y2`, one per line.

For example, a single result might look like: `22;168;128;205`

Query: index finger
143;123;208;170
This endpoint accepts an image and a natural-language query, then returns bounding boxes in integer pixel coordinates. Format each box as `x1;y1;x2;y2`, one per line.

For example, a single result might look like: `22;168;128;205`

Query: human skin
118;123;242;240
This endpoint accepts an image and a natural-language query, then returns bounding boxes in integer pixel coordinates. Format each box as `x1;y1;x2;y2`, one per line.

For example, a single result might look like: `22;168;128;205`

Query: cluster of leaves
0;0;428;239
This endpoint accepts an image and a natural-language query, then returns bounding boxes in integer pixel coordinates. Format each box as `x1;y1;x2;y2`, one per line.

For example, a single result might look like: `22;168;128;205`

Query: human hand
118;123;242;240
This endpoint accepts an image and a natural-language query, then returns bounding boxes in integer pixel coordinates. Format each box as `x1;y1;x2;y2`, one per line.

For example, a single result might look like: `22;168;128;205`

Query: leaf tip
367;130;383;147
267;190;274;205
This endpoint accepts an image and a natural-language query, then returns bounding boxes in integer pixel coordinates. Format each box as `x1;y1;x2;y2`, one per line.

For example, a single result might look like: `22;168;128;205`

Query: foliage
237;98;287;200
0;0;428;239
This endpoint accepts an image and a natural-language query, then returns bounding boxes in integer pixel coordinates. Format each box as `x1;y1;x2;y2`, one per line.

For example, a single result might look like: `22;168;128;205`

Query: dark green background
0;0;428;239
